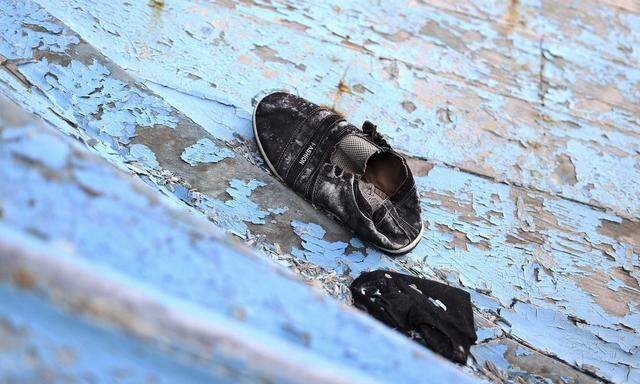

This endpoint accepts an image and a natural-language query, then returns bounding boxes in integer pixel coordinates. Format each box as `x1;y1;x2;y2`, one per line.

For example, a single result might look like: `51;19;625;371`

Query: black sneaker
252;91;423;254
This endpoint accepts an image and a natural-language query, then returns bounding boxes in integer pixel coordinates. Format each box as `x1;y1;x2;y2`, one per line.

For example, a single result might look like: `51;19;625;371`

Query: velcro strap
284;113;344;187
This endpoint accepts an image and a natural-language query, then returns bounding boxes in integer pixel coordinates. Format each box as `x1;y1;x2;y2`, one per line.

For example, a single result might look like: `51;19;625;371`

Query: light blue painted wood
1;0;638;382
31;0;640;218
0;284;234;384
0;91;477;383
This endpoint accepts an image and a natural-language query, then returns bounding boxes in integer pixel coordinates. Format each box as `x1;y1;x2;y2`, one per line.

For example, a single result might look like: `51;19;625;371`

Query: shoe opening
362;151;407;197
331;134;408;206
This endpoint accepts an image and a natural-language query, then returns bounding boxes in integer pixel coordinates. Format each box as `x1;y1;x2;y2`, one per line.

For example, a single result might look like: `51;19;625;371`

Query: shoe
253;91;423;254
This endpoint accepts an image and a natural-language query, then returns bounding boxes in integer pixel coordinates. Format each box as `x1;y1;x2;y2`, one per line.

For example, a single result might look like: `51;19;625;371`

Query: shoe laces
362;120;390;148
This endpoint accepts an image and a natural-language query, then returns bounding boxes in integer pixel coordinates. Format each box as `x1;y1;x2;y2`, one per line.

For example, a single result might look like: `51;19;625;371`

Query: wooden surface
0;0;638;382
0;93;477;384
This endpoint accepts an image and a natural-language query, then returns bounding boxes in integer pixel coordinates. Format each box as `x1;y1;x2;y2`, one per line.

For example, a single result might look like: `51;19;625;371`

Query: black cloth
350;270;477;364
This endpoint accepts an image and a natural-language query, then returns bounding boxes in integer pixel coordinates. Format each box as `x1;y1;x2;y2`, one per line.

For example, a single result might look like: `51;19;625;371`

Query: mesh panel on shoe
331;135;388;213
331;134;389;210
330;135;380;175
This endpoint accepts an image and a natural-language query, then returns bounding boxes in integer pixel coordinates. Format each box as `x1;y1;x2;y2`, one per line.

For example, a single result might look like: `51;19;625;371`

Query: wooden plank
470;336;600;383
428;0;640;24
416;0;640;130
33;0;640;220
226;0;640;122
468;317;603;383
2;3;637;382
0;285;245;384
408;159;639;382
0;94;477;384
425;0;640;65
598;0;640;13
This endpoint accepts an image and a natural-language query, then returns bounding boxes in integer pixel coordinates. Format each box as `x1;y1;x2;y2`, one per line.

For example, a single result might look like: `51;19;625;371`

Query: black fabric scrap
350;270;477;364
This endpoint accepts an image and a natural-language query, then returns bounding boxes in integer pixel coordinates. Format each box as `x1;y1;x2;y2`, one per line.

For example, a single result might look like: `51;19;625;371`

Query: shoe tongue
330;134;380;175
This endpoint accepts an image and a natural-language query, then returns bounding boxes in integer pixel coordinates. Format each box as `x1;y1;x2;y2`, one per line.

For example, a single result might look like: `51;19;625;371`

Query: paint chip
428;297;447;311
180;138;234;166
129;143;159;168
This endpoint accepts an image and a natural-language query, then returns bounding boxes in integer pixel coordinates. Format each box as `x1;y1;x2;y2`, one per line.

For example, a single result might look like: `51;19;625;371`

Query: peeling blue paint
0;285;225;383
469;341;552;382
146;82;253;142
5;127;70;170
180;138;235;166
170;183;193;204
129;143;159;169
291;221;349;263
197;179;284;238
408;165;640;381
471;342;510;371
0;111;476;384
514;347;530;357
502;302;639;383
0;1;78;59
2;1;639;382
19;58;177;144
476;327;503;343
31;0;640;218
289;221;397;277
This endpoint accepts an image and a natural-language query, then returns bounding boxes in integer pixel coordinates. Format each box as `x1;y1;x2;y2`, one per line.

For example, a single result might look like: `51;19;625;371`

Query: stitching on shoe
390;183;420;238
387;207;413;242
274;102;322;173
311;166;379;241
374;200;410;241
349;176;378;228
354;179;374;219
395;210;420;239
374;208;389;227
302;122;353;199
395;184;417;206
284;113;341;183
274;99;311;171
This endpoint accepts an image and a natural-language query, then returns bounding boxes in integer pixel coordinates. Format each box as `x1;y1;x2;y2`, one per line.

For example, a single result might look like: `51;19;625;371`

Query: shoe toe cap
253;92;301;170
370;188;423;254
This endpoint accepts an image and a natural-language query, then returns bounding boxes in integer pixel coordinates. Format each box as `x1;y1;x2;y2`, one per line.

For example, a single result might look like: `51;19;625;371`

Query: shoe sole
252;93;424;255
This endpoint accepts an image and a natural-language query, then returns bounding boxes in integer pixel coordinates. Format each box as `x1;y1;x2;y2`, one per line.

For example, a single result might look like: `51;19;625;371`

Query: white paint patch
428;297;447;311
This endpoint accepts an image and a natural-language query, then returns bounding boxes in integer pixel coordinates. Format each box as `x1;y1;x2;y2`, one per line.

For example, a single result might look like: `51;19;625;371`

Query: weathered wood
471;336;601;383
227;0;640;123
33;0;640;219
425;0;640;65
0;285;244;384
0;93;478;384
1;1;638;382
